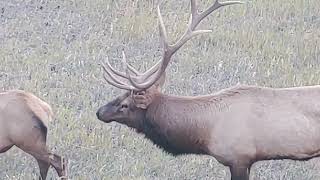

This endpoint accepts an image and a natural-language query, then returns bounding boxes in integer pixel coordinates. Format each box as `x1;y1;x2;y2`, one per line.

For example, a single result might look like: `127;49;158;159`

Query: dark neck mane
139;93;210;156
140;117;182;155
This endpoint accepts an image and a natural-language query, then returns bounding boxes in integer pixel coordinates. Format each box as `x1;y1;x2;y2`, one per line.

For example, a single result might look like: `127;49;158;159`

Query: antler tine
103;74;136;90
168;0;244;56
101;62;137;90
122;51;132;78
139;60;162;80
121;51;147;85
168;0;244;55
102;51;150;90
121;51;155;90
196;0;244;27
104;54;140;80
101;56;140;90
190;0;197;19
157;5;169;50
104;57;128;79
126;63;140;76
122;52;141;76
101;62;128;86
124;57;162;83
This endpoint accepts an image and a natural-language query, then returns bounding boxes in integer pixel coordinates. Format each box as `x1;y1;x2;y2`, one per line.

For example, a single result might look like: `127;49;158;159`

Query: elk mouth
96;109;114;123
98;118;114;123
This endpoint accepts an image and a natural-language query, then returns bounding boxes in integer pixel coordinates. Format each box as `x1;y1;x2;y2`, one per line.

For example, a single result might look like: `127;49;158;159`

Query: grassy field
1;0;320;179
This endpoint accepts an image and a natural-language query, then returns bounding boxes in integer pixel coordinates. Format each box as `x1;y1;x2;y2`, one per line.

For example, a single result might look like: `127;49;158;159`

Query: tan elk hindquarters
0;90;67;180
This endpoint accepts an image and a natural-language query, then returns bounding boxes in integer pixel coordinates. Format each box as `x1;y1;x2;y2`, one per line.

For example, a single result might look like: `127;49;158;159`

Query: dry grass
0;0;320;179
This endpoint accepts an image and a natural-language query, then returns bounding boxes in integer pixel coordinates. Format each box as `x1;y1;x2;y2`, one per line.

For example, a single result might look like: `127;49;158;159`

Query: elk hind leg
0;144;14;153
29;148;67;179
37;159;50;180
0;138;14;153
15;124;52;179
49;153;67;179
17;136;52;179
230;164;250;180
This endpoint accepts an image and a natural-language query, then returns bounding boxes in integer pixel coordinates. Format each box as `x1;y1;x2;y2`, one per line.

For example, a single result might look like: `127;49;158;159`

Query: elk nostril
121;104;128;109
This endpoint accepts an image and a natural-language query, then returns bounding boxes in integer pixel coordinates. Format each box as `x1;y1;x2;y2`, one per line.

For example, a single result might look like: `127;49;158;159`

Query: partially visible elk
96;1;320;180
0;90;67;180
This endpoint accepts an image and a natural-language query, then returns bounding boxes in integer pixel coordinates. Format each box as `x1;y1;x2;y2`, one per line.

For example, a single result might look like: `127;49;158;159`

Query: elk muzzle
96;105;115;123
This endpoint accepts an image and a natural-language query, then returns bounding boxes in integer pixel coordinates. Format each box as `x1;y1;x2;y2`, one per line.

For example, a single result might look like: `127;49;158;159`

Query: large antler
102;0;243;91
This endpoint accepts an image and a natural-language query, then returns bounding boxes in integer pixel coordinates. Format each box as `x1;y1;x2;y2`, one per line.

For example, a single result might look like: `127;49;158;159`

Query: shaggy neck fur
139;94;219;155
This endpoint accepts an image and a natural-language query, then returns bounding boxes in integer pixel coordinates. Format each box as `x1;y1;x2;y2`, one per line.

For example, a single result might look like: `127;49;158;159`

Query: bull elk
0;90;67;180
96;1;320;180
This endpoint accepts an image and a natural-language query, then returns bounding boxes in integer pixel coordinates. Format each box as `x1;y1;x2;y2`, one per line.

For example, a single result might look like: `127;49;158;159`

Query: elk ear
154;72;166;91
133;91;151;109
133;73;166;109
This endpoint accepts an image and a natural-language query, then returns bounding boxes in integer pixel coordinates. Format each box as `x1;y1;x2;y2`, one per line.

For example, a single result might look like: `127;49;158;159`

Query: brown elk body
96;1;320;180
0;90;67;179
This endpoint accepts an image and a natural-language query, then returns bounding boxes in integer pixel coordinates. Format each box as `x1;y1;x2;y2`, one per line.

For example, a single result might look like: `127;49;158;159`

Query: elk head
96;0;243;131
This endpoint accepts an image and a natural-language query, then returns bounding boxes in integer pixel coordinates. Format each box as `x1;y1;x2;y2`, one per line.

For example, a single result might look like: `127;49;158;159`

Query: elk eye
121;104;128;109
